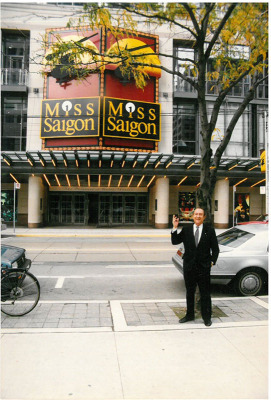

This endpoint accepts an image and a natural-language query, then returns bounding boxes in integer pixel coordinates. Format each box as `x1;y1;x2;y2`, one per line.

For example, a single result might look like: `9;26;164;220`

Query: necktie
195;226;199;247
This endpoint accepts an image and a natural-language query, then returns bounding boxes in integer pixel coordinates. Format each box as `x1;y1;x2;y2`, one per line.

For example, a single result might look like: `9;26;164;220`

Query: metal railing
1;68;29;86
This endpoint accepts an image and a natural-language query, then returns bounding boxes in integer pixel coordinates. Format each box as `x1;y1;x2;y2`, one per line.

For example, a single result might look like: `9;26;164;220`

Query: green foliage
205;3;268;91
42;3;268;91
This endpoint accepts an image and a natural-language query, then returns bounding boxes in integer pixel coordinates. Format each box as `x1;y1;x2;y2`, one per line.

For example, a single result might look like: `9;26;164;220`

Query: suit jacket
171;224;219;271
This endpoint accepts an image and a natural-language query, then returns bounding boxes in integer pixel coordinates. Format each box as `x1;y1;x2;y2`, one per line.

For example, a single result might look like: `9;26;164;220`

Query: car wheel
234;269;265;296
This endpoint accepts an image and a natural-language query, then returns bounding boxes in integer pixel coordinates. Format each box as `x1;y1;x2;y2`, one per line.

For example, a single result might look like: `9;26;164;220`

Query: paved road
1;235;232;301
30;261;184;301
1;235;177;263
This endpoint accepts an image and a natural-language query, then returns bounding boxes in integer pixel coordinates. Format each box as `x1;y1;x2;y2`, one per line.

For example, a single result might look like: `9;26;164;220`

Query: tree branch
205;3;237;60
209;55;265;131
181;3;200;35
211;73;265;175
119;4;198;39
200;3;215;36
131;61;198;89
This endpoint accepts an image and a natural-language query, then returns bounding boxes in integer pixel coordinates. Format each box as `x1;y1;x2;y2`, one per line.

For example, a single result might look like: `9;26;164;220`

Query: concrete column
214;179;229;229
154;177;169;229
28;176;44;228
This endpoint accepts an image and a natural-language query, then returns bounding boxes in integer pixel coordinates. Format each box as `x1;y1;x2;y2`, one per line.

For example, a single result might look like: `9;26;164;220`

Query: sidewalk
2;226;171;238
1;296;269;399
1;296;268;331
2;226;226;238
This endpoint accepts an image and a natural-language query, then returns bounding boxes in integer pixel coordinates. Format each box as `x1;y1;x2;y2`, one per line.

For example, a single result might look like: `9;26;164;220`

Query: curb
14;233;170;238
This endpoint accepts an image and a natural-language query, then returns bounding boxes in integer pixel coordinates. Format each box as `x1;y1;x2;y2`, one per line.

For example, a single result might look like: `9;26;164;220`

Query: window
173;103;197;154
1;30;29;86
125;196;135;223
256;64;268;99
173;45;196;93
252;104;267;157
217;228;254;248
1;94;28;151
206;56;268;99
137;195;148;223
1;190;17;222
49;195;60;224
174;42;268;99
210;102;249;157
1;30;30;70
207;58;250;97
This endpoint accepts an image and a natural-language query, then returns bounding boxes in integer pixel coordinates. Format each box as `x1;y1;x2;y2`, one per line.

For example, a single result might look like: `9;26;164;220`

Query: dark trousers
183;266;212;321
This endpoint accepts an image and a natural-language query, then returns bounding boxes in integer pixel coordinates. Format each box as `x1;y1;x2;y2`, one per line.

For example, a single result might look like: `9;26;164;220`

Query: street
1;234;232;301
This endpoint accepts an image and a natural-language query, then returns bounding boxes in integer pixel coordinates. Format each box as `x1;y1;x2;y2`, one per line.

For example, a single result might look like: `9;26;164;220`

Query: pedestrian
171;207;219;326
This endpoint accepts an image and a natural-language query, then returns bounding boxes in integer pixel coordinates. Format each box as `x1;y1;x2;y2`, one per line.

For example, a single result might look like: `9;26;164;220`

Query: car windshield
217;228;254;248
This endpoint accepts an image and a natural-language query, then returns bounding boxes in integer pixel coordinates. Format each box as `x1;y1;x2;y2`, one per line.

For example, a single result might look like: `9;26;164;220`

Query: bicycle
1;268;40;317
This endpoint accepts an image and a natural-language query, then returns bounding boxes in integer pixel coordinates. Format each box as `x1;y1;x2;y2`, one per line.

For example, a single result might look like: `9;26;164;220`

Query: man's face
193;208;206;226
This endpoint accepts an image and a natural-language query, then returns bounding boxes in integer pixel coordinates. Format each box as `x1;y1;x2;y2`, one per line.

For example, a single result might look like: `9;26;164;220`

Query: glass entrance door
124;196;136;223
48;193;148;226
98;194;148;226
99;195;110;224
61;194;72;224
49;193;86;225
137;195;148;223
74;194;85;224
49;195;60;224
112;195;123;224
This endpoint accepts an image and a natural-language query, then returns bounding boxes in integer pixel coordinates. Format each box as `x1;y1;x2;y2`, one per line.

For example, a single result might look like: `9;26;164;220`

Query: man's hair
194;207;206;216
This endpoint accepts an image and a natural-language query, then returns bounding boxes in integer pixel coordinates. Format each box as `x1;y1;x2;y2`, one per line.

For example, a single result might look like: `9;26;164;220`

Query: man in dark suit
171;208;219;326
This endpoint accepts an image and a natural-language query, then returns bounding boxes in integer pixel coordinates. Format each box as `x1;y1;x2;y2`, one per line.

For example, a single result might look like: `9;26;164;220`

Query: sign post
13;182;20;234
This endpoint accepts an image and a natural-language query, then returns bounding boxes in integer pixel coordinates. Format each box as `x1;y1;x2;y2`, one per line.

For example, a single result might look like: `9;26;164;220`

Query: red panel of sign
45;138;98;148
104;72;156;102
47;75;100;99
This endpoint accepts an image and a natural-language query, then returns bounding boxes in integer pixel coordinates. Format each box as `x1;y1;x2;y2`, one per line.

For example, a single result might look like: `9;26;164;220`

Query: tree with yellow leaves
42;3;268;220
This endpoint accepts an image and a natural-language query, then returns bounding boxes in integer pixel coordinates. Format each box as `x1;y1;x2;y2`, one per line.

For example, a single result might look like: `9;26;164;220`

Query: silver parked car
172;224;268;296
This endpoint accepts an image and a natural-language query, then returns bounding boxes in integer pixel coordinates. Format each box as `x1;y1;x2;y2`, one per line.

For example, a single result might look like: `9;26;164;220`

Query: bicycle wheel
1;269;40;317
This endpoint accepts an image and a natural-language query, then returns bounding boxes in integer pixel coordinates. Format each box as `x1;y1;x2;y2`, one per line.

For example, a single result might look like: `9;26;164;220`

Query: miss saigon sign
40;96;161;142
40;97;100;138
103;97;160;141
42;27;161;151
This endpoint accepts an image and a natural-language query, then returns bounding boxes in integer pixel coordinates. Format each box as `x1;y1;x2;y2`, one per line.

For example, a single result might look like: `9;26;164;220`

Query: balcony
1;68;29;90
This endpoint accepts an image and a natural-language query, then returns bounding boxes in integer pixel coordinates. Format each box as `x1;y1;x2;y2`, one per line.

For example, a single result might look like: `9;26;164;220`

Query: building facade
1;3;268;229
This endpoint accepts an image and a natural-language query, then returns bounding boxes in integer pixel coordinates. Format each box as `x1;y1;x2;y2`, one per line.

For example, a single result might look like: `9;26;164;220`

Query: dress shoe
179;316;194;323
204;319;212;327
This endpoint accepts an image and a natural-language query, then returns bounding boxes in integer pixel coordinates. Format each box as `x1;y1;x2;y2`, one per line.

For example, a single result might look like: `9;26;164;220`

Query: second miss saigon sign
103;97;160;141
40;96;161;142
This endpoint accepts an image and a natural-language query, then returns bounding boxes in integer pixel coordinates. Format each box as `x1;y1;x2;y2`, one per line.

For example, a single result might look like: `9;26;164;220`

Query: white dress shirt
172;223;203;245
193;223;203;242
171;224;203;237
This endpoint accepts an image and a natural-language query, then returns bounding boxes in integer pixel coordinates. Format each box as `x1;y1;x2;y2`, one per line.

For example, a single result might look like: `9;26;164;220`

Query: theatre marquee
103;97;161;142
40;97;100;139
